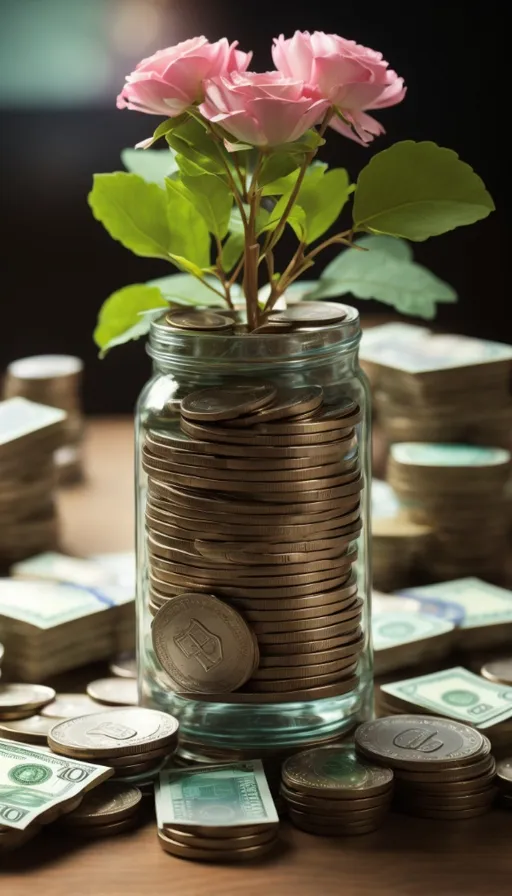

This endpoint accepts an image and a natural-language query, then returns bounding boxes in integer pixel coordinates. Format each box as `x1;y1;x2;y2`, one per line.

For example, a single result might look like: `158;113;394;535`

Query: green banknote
155;761;279;829
0;579;133;629
390;443;510;468
0;739;113;830
372;612;454;651
399;578;512;629
382;667;512;728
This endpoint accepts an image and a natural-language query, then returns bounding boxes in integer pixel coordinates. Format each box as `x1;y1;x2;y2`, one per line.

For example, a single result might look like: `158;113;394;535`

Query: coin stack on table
0;397;67;564
496;757;512;810
388;443;511;580
371;479;432;590
0;683;56;721
360;323;512;449
356;716;497;820
155;760;280;862
142;343;366;704
280;744;394;836
48;708;179;783
59;780;143;837
3;354;85;484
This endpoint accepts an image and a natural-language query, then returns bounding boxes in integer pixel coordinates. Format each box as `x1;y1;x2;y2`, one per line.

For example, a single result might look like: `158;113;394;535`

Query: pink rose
272;31;406;144
199;71;329;147
117;36;252;117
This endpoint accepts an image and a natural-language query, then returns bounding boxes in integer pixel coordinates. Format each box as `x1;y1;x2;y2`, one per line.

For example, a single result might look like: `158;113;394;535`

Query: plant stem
232;154;247;201
244;243;260;329
214;236;234;309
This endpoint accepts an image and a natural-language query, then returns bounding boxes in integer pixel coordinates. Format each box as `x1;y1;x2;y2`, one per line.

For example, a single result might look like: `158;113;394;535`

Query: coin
107;745;172;768
496;757;512;789
257;615;360;643
72;816;141;837
166;309;234;331
398;805;492;820
40;693;103;719
87;678;139;707
181;381;277;422
394;753;494;784
164;827;277;850
228;584;359;612
249;666;357;691
252;407;362;437
397;789;496;810
147;507;361;539
260;629;362;655
183;676;358;704
47;708;179;760
151;592;257;694
149;426;346;460
110;653;137;679
259;638;364;667
180;417;354;447
0;683;56;719
0;715;54;744
226;385;324;426
250;599;362;633
481;658;512;686
283;745;393;798
268;302;348;326
63;781;142;827
243;596;358;623
157;828;277;861
355;716;485;771
287;809;384;835
280;785;392;811
149;480;359;515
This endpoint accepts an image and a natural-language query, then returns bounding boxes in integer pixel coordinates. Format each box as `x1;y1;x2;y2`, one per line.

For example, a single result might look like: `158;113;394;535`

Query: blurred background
0;0;506;413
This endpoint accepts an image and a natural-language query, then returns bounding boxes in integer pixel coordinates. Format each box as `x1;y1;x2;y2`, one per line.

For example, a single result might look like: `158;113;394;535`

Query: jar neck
148;305;362;377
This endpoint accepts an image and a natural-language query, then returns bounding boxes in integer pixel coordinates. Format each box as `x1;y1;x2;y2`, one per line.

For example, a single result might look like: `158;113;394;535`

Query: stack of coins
59;781;143;837
156;759;280;862
0;397;66;563
48;708;179;779
496;757;512;809
360;323;512;449
86;678;138;707
143;374;365;703
280;744;393;835
388;443;511;580
0;683;56;721
0;641;3;678
372;480;432;589
3;355;85;484
356;715;497;820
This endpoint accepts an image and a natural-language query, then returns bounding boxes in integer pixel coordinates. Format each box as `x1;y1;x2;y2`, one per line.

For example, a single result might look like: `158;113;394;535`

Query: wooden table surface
2;418;511;894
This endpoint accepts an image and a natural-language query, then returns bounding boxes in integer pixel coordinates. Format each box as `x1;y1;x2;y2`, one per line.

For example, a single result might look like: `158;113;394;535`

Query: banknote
372;612;454;652
155;760;279;830
390;443;510;468
381;667;512;728
0;397;66;457
90;552;136;592
11;552;120;589
360;323;512;373
0;579;133;630
372;479;402;519
0;739;113;830
398;578;512;629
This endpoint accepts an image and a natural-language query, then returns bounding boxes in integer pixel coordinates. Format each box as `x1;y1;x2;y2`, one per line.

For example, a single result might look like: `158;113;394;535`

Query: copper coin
257;627;363;653
0;715;54;745
288;815;384;835
243;595;359;622
181;676;358;704
146;441;358;473
283;744;393;799
355;716;486;771
164;827;276;850
394;769;497;796
258;637;364;667
145;512;361;545
249;599;362;633
148;426;348;460
149;572;354;599
481;658;512;686
496;757;512;789
180;417;354;446
249;666;357;691
151;592;257;693
62;781;142;827
257;617;361;644
166;309;233;331
157;829;276;861
252;405;362;436
149;553;354;584
180;381;277;422
147;498;361;532
226;385;324;426
226;579;358;610
69;816;141;837
268;303;348;326
251;654;359;681
394;753;494;783
280;786;392;812
194;535;360;564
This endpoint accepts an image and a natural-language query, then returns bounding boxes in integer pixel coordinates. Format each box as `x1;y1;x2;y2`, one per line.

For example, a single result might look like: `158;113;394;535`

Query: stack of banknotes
0;398;67;563
0;552;135;679
372;592;455;675
371;479;432;590
361;323;512;448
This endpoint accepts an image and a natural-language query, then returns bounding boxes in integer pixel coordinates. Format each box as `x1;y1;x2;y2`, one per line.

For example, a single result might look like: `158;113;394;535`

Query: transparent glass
135;306;373;755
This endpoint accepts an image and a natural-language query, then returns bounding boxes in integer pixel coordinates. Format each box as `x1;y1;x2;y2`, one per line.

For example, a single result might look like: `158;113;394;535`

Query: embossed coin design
282;745;394;798
355;716;485;770
47;708;179;760
181;381;277;422
151;592;257;694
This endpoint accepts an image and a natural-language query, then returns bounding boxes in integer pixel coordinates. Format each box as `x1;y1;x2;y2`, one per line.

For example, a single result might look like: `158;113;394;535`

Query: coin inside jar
180;381;277;422
225;385;324;426
268;302;348;326
165;309;234;331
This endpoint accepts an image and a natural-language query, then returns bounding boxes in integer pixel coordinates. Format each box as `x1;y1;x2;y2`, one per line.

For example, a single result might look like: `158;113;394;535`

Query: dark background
0;0;507;413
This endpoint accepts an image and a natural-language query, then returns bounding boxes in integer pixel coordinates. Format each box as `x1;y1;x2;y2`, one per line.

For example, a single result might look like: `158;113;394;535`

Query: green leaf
353;141;495;241
297;168;353;244
138;117;185;149
88;173;171;259
178;158;233;239
94;284;168;354
148;273;225;307
121;148;178;186
260;153;301;191
166;117;224;174
168;254;207;278
353;234;413;261
221;232;245;272
311;246;457;317
165;178;211;267
262;161;327;197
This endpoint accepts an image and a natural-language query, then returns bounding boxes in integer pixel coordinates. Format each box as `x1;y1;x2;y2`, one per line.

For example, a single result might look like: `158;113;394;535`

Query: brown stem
227;256;244;289
244;243;260;329
214;236;234;309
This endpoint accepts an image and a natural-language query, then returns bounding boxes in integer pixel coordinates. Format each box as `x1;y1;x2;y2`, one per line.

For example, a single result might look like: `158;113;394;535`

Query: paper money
11;552;121;589
399;578;512;629
373;612;454;651
381;667;512;728
90;552;136;593
0;397;66;458
155;761;279;830
0;738;113;830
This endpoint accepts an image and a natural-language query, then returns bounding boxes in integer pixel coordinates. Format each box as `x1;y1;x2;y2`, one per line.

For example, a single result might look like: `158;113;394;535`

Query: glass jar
135;306;372;757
